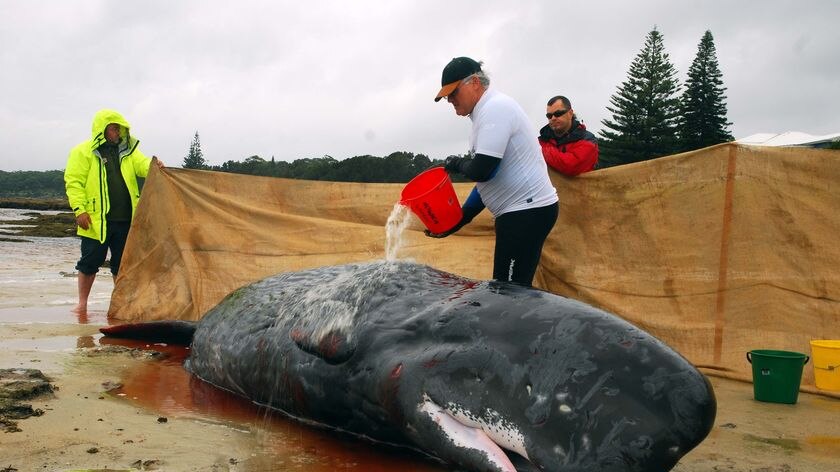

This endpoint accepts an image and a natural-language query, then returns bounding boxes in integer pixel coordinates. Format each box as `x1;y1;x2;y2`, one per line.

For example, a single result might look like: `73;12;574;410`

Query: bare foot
72;304;87;315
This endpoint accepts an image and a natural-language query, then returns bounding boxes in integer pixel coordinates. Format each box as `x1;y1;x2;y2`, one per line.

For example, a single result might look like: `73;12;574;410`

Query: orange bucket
400;167;462;233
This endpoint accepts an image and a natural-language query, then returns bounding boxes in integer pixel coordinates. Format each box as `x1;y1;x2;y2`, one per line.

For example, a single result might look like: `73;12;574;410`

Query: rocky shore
0;197;68;211
0;198;76;240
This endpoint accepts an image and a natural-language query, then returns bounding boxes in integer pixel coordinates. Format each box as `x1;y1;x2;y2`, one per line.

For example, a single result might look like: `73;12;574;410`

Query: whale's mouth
419;395;531;472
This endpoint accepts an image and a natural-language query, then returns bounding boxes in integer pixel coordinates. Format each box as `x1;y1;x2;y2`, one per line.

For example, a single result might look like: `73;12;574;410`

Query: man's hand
423;218;466;238
424;227;456;238
76;212;91;230
444;155;462;174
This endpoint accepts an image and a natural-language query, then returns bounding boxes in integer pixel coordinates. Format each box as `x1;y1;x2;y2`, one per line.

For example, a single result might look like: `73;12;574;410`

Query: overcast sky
1;0;837;171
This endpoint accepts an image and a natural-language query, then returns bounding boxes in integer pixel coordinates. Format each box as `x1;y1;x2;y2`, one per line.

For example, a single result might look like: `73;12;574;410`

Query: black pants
493;202;558;286
75;220;131;276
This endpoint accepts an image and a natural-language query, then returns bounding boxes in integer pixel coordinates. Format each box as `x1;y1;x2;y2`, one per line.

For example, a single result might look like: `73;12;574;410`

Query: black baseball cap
434;57;482;102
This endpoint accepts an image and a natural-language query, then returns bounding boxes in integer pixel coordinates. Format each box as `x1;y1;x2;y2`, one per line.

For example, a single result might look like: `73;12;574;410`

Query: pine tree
182;131;208;169
599;28;681;167
678;30;733;151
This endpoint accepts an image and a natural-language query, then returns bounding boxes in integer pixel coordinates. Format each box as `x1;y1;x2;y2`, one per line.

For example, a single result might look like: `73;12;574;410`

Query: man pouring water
426;57;558;287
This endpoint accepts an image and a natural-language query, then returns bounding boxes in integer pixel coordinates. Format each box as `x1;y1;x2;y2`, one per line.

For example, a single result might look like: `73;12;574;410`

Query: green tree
209;151;440;182
599;28;681;167
0;170;65;198
182;131;208;169
678;30;733;152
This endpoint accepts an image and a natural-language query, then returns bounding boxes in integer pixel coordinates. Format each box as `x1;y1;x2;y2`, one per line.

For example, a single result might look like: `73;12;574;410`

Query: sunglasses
546;109;569;119
448;75;477;99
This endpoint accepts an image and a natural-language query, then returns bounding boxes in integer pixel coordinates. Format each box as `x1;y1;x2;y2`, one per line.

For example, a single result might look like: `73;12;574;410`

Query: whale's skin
106;261;716;472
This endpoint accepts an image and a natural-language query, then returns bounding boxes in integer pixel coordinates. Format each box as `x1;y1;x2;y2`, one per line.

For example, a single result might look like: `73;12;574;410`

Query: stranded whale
101;261;716;472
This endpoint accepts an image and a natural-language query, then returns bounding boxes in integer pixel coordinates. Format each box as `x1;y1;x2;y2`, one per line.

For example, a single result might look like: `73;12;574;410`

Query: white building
737;131;840;148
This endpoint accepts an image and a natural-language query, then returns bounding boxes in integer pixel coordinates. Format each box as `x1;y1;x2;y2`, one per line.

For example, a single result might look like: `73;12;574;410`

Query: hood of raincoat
90;109;131;150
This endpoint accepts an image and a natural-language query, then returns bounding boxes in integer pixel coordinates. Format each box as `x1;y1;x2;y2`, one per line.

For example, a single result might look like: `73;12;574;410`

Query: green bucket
747;350;809;404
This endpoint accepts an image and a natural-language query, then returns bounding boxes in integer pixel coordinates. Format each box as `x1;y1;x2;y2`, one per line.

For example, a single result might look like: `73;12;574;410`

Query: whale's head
380;278;716;472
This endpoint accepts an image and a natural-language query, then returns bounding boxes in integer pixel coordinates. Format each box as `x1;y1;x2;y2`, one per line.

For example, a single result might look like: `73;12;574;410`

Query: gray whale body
102;261;716;472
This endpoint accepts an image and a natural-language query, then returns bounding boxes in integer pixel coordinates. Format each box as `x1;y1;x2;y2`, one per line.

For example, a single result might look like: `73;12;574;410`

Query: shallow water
0;208;113;310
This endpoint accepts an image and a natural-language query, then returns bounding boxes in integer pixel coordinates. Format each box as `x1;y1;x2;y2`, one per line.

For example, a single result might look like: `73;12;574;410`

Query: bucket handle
746;352;810;364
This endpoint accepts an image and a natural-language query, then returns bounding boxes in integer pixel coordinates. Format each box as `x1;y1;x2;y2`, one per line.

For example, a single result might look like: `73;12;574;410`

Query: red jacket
538;121;599;176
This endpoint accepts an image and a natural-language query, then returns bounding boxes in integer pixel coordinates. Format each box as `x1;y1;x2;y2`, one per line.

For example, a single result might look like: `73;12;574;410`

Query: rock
0;369;54;432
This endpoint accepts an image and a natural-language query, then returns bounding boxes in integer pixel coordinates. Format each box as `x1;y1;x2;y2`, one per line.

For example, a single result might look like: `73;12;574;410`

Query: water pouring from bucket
384;204;411;261
400;167;462;234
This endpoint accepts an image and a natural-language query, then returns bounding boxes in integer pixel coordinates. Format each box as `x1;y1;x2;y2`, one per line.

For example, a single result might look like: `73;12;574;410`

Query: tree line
0;170;66;198
182;132;448;182
0;153;452;200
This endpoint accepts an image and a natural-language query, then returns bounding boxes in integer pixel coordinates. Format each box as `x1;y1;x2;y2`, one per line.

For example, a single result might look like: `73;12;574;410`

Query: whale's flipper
290;327;355;364
100;320;197;345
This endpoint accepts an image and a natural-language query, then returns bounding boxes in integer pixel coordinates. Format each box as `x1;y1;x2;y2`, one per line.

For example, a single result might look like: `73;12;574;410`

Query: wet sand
1;305;839;471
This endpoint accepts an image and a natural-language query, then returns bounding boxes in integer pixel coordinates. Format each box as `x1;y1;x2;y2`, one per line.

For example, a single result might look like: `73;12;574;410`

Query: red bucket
400;167;462;233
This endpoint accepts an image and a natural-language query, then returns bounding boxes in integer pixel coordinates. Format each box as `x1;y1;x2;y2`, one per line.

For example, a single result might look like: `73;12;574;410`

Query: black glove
423;215;468;239
424;223;461;238
444;155;463;174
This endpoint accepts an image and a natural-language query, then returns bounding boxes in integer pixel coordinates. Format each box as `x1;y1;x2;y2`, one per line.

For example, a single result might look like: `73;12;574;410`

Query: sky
1;0;838;171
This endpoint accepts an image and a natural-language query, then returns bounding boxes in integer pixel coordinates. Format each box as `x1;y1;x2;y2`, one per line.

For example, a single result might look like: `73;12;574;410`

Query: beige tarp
110;143;840;396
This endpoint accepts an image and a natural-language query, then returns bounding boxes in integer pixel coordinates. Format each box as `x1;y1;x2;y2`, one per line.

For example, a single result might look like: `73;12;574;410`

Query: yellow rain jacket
64;109;153;242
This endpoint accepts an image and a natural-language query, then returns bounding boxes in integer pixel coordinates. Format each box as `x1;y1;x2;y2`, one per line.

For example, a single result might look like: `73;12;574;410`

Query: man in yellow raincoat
64;109;164;314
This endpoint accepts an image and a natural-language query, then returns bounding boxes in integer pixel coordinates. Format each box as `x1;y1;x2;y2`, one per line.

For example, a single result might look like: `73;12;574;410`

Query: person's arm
64;147;91;228
444;153;501;182
424;186;485;238
130;146;154;178
540;138;599;176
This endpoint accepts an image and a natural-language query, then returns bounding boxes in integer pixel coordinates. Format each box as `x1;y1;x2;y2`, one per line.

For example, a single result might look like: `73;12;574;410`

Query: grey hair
463;70;490;88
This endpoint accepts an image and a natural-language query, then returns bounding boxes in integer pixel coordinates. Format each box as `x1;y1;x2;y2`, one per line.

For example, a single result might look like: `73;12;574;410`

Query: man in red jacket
538;95;598;175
